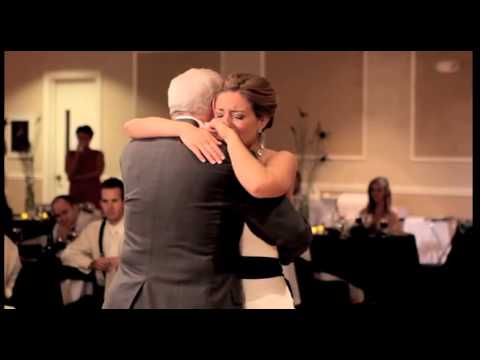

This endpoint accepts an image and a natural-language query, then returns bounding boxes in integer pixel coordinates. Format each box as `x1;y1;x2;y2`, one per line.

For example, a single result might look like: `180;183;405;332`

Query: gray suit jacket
103;119;311;309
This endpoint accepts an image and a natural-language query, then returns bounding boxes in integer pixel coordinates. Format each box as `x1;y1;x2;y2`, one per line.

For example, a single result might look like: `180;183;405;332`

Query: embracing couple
103;68;312;309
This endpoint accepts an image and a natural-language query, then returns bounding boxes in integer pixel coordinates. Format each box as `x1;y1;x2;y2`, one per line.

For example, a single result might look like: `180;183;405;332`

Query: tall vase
25;180;35;214
22;155;36;215
299;193;310;223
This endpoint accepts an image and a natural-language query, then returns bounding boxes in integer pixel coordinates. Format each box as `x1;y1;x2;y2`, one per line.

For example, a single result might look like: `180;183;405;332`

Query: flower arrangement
19;140;36;214
290;106;329;219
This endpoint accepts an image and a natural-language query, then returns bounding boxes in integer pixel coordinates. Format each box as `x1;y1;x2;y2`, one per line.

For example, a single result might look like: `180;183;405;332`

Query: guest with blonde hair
359;177;403;235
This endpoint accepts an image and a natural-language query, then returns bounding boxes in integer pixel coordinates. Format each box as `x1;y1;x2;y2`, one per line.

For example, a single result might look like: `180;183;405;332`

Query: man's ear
209;97;217;120
208;107;215;121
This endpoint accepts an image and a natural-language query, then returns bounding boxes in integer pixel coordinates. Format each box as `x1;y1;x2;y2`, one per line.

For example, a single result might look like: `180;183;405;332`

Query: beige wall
136;52;221;118
393;194;471;219
264;51;472;219
4;51;472;219
415;51;472;158
266;51;364;156
5;51;133;212
221;51;262;76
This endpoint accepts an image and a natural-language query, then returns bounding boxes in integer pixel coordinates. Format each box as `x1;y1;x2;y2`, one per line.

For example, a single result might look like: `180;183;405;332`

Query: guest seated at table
50;195;101;306
60;178;125;308
358;177;403;236
51;195;100;249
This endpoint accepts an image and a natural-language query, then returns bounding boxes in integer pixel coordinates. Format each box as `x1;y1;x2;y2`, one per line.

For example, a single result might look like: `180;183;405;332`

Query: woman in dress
66;126;104;209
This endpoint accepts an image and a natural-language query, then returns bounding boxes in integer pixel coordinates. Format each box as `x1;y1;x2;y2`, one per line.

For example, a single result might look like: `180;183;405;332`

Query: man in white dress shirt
60;178;125;307
51;195;100;246
50;195;100;305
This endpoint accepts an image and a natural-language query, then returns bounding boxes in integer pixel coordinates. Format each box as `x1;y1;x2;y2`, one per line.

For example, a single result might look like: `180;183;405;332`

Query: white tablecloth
403;217;455;264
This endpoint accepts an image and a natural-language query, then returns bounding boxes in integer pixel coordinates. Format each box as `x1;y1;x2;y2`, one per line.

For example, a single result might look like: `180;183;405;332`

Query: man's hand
179;124;225;164
106;257;120;272
57;226;71;242
90;257;121;272
90;257;111;272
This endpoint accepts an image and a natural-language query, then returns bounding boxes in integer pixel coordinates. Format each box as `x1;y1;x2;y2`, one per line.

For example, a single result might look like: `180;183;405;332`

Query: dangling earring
255;128;265;158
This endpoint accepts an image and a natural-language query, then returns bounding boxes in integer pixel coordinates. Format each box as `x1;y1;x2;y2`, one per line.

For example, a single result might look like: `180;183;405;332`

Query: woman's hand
205;118;237;143
179;124;225;164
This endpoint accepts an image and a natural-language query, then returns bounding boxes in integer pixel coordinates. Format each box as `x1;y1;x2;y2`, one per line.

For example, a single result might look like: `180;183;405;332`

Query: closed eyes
214;111;245;120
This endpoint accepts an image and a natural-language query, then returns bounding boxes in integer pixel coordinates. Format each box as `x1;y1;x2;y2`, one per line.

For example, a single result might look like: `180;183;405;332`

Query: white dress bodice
239;224;295;309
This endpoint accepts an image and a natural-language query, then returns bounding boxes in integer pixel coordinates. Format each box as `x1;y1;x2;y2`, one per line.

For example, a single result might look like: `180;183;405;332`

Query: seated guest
51;195;100;247
4;235;22;306
60;178;125;307
358;177;403;236
51;195;100;305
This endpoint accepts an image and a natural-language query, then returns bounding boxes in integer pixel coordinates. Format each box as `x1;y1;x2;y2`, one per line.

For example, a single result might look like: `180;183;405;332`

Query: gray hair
167;68;223;116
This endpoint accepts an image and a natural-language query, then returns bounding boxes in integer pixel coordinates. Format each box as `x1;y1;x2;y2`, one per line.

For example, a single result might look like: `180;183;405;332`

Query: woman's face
371;183;385;204
213;91;268;148
77;132;92;148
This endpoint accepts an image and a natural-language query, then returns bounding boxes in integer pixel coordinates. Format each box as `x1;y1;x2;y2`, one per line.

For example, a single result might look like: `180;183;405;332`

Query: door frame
42;70;102;203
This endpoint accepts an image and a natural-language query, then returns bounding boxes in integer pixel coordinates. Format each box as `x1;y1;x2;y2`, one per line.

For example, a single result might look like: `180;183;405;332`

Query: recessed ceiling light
435;60;460;74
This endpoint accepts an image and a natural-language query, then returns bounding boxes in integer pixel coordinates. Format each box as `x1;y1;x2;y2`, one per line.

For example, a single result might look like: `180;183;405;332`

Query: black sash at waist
237;256;283;279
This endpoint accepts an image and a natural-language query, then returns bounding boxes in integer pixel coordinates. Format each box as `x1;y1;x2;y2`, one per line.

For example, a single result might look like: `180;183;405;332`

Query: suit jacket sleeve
60;221;98;273
239;195;312;265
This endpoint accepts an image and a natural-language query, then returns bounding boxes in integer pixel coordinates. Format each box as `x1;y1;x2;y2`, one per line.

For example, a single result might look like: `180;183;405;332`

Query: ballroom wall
264;51;472;219
5;51;133;211
4;51;472;219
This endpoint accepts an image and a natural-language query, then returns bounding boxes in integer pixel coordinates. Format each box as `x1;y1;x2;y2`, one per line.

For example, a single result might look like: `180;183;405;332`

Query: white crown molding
392;185;472;197
312;182;472;197
6;175;471;197
6;173;114;185
409;156;472;163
